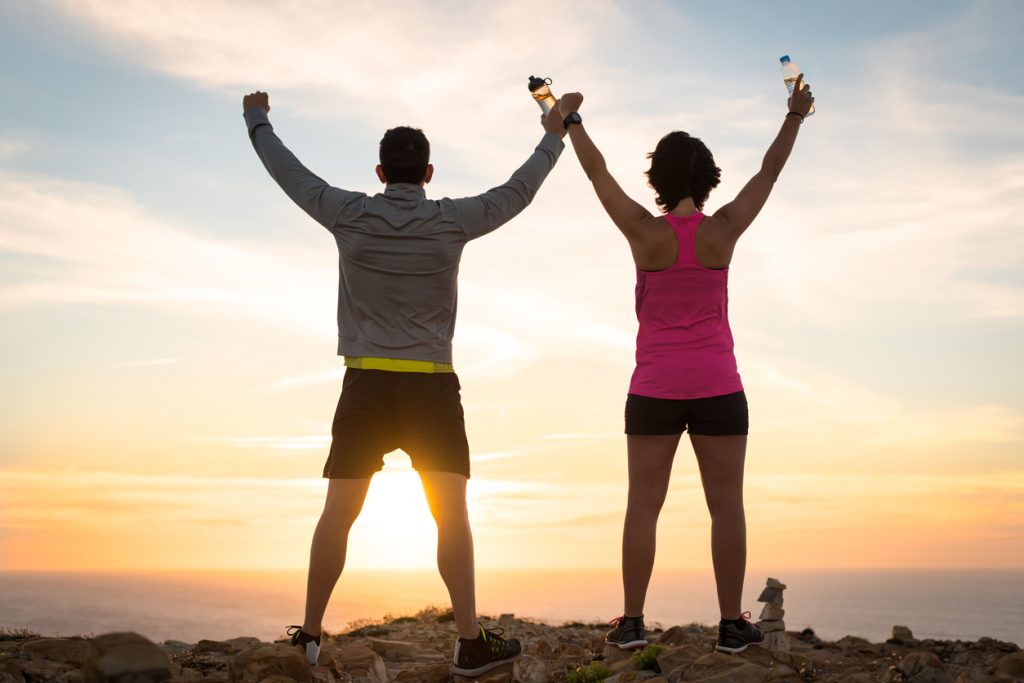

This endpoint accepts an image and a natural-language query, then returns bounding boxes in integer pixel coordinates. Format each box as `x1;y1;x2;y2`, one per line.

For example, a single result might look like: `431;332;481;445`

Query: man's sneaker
287;625;321;666
452;625;522;676
605;615;648;649
715;612;764;653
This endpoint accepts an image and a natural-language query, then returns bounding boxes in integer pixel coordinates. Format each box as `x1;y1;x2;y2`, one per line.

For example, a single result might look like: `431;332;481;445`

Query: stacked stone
757;577;788;651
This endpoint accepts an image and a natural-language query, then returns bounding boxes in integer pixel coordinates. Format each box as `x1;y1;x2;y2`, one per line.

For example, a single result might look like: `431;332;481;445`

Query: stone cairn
757;576;789;651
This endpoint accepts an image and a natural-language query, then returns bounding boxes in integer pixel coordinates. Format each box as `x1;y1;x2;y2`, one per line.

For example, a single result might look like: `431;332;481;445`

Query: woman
557;76;814;653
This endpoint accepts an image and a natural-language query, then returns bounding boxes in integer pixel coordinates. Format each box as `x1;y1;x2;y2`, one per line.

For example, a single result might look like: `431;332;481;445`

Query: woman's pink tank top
628;212;743;399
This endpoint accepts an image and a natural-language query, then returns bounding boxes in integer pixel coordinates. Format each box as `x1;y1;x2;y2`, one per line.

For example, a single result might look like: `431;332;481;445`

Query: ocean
1;568;1021;646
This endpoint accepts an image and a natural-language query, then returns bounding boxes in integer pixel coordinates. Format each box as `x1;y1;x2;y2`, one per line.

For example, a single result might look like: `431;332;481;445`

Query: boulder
12;658;76;683
895;652;950;683
605;672;662;682
394;661;450;683
839;674;877;683
83;632;172;683
320;643;386;683
655;644;705;678
229;644;312;683
890;626;919;646
511;655;547;683
310;666;338;683
997;650;1024;680
695;662;770;683
365;639;432;661
20;638;97;666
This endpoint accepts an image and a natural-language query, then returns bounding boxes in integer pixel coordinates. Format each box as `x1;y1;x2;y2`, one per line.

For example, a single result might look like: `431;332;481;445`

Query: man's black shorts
625;391;749;436
323;368;470;479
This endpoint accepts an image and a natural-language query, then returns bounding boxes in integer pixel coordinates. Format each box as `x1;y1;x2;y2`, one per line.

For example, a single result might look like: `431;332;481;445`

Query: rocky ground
2;606;1022;683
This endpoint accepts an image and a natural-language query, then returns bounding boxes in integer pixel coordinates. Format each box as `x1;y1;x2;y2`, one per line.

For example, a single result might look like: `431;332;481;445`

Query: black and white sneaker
715;612;764;653
452;625;521;676
605;615;648;649
286;625;321;666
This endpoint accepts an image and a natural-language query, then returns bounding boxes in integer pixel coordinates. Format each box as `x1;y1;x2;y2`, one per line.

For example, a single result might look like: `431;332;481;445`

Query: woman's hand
560;92;584;114
787;74;813;116
243;91;270;113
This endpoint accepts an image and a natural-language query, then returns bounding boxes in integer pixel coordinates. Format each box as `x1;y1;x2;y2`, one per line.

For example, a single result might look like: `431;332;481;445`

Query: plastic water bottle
780;55;814;117
528;76;557;115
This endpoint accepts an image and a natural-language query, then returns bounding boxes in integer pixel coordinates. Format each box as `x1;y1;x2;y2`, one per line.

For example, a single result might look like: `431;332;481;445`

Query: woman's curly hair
645;131;721;211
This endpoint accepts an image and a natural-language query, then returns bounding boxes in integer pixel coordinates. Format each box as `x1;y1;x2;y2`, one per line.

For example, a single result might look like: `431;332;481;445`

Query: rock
605;672;661;683
224;639;263;652
656;626;699;647
896;652;950;683
767;663;798;679
696;662;771;683
365;639;434;661
997;650;1024;680
764;631;789;651
320;643;386;683
890;626;919;646
394;661;449;683
954;671;996;683
655;644;706;678
497;614;516;626
83;632;172;683
757;588;784;606
603;645;636;667
310;666;338;683
229;644;312;683
759;605;786;621
20;638;97;666
839;674;877;683
766;578;787;590
760;621;786;634
772;650;817;676
511;654;547;683
13;658;76;683
161;641;194;657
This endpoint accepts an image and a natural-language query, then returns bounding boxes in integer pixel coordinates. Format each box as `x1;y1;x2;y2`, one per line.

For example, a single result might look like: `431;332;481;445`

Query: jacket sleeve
450;132;564;241
244;107;365;230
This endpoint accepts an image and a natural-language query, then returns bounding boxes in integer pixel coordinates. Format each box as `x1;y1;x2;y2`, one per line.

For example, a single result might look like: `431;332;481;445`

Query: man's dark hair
645;131;721;211
379;126;430;184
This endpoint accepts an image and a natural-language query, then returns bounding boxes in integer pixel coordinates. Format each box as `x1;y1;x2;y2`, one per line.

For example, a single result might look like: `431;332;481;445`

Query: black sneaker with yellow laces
452;624;522;676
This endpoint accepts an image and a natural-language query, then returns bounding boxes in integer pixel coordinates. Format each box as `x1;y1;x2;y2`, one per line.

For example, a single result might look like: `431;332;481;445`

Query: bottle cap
528;75;552;92
779;55;791;63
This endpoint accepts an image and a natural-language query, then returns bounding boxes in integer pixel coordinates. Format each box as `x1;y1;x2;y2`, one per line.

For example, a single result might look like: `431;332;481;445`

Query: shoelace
286;625;318;644
479;625;511;656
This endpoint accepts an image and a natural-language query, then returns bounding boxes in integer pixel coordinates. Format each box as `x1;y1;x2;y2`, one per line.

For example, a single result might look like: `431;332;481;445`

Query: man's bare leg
419;470;478;639
302;477;372;635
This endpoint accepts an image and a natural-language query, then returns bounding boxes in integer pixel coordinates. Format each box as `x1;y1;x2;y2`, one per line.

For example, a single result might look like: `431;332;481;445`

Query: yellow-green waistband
344;356;455;373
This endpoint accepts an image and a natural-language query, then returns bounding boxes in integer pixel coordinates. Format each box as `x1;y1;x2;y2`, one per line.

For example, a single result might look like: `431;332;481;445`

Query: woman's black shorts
323;368;471;479
625;391;748;436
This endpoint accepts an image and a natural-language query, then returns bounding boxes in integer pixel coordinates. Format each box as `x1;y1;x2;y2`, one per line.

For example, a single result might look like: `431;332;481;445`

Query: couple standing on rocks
241;72;815;677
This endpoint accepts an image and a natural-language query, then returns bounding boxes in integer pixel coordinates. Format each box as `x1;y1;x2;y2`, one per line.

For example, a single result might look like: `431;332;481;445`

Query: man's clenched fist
243;91;270;113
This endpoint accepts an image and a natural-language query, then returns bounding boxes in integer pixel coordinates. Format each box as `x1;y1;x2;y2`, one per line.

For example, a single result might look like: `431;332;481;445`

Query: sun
345;453;441;569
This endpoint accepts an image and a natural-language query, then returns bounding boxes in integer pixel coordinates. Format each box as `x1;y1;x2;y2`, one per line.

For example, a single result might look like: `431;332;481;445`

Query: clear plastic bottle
528;76;557;115
780;55;815;117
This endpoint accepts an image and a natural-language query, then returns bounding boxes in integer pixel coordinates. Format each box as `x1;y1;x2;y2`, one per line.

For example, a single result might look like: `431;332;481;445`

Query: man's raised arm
242;91;364;230
451;106;567;241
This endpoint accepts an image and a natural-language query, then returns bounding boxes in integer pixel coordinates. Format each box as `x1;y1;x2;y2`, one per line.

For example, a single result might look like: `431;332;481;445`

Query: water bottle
780;55;814;117
528;76;557;115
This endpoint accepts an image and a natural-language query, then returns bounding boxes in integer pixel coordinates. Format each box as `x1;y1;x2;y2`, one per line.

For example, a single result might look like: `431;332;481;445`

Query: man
242;90;565;676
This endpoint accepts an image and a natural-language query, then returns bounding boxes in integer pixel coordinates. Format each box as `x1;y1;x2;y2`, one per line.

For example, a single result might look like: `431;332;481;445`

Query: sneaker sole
451;654;519;677
715;640;763;654
606;638;649;650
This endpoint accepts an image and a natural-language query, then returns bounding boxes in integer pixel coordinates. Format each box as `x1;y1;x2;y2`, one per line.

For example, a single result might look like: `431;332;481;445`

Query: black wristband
786;111;804;122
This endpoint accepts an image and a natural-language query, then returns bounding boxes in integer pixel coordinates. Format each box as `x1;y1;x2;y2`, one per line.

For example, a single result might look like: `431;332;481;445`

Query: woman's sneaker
452;625;522;676
286;625;321;666
715;612;764;653
605;615;648;649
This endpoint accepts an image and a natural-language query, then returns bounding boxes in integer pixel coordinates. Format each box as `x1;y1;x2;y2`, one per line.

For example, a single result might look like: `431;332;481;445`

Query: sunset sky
1;1;1022;573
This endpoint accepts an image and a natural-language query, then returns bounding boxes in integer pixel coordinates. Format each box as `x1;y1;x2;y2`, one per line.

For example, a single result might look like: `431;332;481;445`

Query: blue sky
1;0;1022;570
